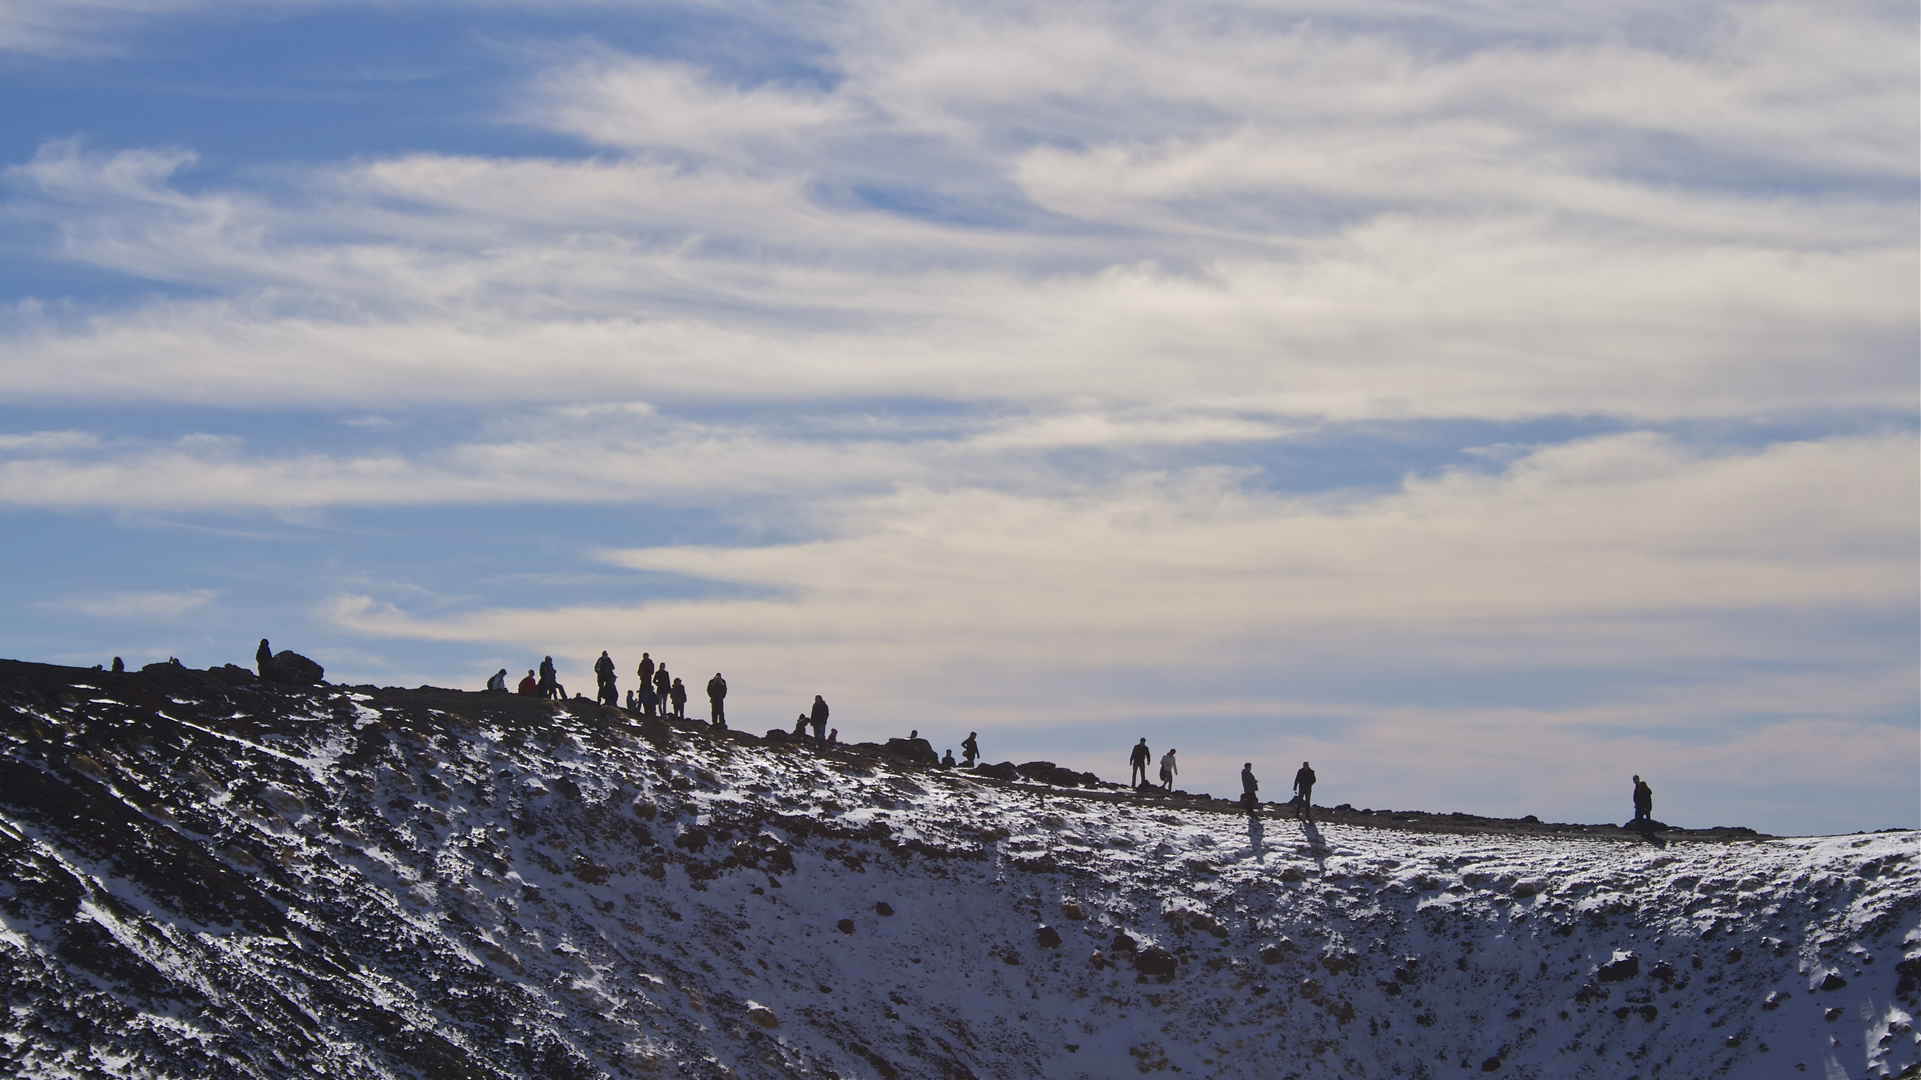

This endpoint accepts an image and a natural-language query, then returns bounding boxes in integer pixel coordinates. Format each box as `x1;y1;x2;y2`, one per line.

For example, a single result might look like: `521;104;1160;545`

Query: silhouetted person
538;656;561;700
942;749;956;767
961;731;979;768
707;672;728;728
794;714;809;736
1241;763;1259;816
518;670;539;695
1632;775;1654;825
110;657;124;674
1292;762;1316;823
669;677;686;719
827;728;838;745
638;652;655;689
256;639;273;677
1159;748;1178;790
639;678;659;718
810;695;829;743
487;668;508;692
1130;738;1151;787
654;665;672;713
594;651;618;707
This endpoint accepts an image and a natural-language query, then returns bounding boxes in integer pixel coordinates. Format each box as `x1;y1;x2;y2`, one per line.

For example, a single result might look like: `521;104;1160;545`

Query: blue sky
1;0;1914;836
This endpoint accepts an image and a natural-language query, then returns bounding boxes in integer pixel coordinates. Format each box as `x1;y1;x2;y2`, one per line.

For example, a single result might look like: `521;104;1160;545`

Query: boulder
1134;945;1178;977
882;737;938;766
263;650;325;686
974;761;1019;781
1016;761;1098;787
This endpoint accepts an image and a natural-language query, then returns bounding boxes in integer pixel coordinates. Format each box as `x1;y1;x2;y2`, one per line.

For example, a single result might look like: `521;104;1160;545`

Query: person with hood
537;656;561;700
961;731;980;768
486;669;508;692
707;672;728;728
517;669;539;695
810;695;829;744
256;639;274;678
1292;762;1316;823
1130;739;1151;788
1240;763;1260;816
669;676;687;720
1159;748;1178;791
594;651;618;707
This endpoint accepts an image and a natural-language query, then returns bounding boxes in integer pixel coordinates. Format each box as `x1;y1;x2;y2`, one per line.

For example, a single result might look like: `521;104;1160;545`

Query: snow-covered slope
1;660;1915;1080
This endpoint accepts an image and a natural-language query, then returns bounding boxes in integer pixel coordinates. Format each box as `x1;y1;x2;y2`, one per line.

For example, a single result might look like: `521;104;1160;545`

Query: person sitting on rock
794;713;809;737
827;728;838;745
487;668;509;692
941;749;956;768
961;731;979;768
517;670;539;695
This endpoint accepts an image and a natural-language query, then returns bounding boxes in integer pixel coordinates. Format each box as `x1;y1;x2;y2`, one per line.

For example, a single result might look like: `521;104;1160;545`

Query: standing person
594;651;618;707
810;695;829;744
1159;748;1178;791
1631;775;1654;825
706;672;728;728
1241;763;1259;816
1292;761;1316;823
1130;739;1151;788
256;638;273;677
669;677;687;720
941;749;956;767
654;665;672;714
961;731;980;768
517;669;539;695
538;656;561;700
637;652;655;693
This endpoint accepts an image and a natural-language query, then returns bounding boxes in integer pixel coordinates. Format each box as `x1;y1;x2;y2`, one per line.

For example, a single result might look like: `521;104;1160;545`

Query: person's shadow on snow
1245;815;1265;862
1300;820;1328;874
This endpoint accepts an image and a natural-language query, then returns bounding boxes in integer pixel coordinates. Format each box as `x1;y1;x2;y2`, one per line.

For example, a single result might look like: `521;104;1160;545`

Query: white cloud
49;588;220;619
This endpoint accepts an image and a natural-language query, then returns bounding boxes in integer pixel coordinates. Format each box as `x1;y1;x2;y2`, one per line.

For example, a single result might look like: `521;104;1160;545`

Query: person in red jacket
517;670;539;695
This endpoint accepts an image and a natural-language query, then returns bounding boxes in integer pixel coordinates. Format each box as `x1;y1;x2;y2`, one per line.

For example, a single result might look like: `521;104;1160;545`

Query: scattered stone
1036;926;1061;949
874;901;894;916
1134;945;1177;978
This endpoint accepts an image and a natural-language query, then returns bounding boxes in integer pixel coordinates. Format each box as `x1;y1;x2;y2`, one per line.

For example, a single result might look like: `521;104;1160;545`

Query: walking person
961;731;980;768
594;650;618;707
1130;739;1151;788
669;677;687;720
810;695;829;744
1292;761;1316;823
1158;748;1178;791
1631;775;1654;827
706;672;728;728
1240;763;1259;816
